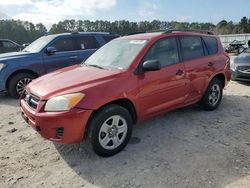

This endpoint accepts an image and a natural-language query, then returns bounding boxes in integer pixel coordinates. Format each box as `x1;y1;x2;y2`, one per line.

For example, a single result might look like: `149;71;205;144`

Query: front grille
238;66;250;72
25;93;40;109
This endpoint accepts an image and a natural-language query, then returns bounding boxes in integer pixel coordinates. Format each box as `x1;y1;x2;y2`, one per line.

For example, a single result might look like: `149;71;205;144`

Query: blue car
0;32;119;97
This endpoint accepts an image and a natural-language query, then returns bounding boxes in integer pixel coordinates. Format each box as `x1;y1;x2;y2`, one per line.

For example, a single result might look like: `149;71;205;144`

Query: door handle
176;69;184;76
208;62;214;67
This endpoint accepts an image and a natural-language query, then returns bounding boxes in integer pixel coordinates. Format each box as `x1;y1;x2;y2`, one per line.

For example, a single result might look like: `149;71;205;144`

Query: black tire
88;104;133;157
8;73;35;98
200;78;223;111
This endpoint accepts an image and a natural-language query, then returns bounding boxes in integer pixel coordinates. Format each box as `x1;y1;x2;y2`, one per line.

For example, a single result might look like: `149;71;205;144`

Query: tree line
0;17;250;44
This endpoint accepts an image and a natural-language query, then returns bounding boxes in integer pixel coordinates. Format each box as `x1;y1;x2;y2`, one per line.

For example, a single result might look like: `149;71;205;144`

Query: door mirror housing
22;43;29;48
142;60;161;72
46;46;57;55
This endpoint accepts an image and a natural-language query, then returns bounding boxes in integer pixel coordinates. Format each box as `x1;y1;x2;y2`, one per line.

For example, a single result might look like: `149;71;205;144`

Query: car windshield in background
83;39;147;70
23;35;55;53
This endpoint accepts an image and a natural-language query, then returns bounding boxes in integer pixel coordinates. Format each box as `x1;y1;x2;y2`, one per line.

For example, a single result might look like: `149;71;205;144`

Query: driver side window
51;38;74;52
144;37;179;67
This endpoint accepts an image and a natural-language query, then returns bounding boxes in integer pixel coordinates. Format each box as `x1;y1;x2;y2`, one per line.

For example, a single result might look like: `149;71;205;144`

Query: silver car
231;48;250;81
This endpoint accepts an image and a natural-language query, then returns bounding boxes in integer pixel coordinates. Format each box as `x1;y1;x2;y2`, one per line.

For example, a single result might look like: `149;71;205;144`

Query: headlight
0;63;7;71
231;62;237;71
44;93;85;112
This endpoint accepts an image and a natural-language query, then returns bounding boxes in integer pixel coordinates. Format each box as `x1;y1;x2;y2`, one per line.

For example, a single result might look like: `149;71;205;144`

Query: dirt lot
0;81;250;188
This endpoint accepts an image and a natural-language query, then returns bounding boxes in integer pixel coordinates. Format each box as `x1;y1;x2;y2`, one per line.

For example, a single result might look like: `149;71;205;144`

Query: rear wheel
200;78;223;110
88;104;133;157
8;73;35;98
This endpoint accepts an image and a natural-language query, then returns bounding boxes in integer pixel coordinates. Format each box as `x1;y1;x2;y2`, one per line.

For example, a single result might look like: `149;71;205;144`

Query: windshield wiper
87;64;105;69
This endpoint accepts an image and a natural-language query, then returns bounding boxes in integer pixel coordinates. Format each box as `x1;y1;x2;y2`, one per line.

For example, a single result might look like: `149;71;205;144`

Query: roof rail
164;29;214;35
126;31;146;36
71;31;79;34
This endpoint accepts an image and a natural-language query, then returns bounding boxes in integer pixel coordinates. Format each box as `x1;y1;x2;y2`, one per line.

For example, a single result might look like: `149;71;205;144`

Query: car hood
0;51;36;61
234;53;250;65
26;65;123;99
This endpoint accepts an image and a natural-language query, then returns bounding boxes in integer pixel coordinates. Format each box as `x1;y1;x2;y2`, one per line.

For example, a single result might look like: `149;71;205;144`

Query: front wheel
88;105;133;157
8;73;35;98
200;78;223;111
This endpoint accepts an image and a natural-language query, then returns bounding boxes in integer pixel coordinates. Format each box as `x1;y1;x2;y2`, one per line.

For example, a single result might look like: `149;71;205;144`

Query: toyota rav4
20;30;231;157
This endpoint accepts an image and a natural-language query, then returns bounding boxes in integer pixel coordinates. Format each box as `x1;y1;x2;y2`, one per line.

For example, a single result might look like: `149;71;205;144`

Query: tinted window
52;38;74;52
75;36;99;50
2;41;15;48
180;36;204;61
103;35;118;43
203;37;218;55
144;37;179;67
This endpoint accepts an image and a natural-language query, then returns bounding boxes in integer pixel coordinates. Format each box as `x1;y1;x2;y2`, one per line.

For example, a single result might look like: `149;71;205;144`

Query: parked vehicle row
20;30;231;156
0;32;119;97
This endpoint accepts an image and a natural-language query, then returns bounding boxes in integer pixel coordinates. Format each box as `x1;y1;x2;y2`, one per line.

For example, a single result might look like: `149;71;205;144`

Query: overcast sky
0;0;249;28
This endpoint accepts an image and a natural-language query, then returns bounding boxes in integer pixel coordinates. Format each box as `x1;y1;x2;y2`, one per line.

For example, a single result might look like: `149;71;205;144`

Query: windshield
23;35;55;53
83;39;148;70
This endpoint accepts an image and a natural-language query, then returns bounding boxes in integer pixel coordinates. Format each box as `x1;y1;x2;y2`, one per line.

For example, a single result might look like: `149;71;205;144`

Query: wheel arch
6;69;39;89
84;98;138;138
213;73;226;88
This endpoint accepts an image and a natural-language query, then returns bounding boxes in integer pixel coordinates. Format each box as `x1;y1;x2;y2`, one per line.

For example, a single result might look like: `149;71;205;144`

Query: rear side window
203;36;218;55
180;36;204;61
103;35;118;43
74;36;99;50
144;37;179;67
52;38;74;52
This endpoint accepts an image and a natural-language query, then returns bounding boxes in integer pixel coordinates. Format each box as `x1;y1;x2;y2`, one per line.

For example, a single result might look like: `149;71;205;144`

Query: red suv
20;30;231;157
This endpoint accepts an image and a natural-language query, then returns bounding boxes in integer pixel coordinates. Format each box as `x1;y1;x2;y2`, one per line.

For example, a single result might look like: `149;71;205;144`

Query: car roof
121;30;215;41
48;32;118;38
122;32;163;40
0;39;15;42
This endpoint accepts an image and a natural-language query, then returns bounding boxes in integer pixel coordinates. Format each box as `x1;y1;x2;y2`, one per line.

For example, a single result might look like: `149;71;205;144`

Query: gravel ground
0;81;250;188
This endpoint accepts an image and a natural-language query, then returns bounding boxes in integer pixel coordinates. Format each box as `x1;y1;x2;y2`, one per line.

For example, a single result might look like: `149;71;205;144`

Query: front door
138;37;188;117
43;37;79;73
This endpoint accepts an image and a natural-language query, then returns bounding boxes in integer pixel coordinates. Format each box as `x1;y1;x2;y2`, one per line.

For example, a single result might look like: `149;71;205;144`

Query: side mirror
46;46;57;55
142;60;161;72
22;43;29;48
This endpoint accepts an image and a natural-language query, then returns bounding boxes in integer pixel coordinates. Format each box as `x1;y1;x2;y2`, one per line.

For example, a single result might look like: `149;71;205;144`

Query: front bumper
20;99;93;144
232;69;250;81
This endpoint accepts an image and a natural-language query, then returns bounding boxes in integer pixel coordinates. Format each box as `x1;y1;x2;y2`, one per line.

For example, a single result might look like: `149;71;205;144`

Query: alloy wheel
98;115;128;150
208;84;221;106
16;78;32;95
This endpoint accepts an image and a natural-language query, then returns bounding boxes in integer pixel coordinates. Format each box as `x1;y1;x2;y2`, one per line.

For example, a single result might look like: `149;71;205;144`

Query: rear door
43;37;79;73
179;35;215;104
73;35;100;63
138;37;188;117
